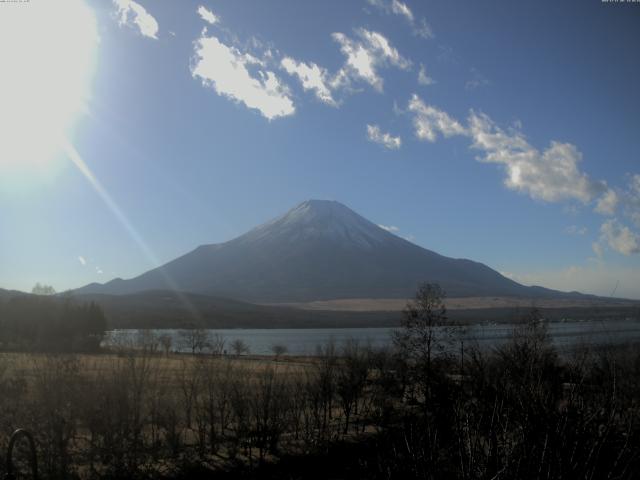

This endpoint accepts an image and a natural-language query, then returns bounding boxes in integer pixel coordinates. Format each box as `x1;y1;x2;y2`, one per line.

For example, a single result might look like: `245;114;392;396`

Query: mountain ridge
72;200;584;302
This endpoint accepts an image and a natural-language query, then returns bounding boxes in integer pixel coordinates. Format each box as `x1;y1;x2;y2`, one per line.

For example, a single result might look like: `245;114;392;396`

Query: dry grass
0;351;314;385
267;295;640;311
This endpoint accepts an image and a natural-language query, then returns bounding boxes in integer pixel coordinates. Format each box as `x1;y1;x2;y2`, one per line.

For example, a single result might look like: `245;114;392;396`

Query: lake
104;318;640;356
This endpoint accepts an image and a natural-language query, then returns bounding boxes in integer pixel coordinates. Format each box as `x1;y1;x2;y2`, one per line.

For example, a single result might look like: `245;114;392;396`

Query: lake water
104;318;640;356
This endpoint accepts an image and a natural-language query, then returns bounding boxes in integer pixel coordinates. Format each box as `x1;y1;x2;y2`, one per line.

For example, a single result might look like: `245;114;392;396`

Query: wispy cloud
197;5;219;25
414;18;434;40
366;0;434;39
332;28;411;92
592;241;604;259
622;174;640;227
437;45;459;64
565;225;587;236
390;0;413;22
367;124;401;149
78;256;87;266
378;224;399;232
407;94;466;142
417;64;435;86
113;0;159;39
377;223;415;242
281;57;338;106
465;67;490;90
191;30;295;120
96;266;104;275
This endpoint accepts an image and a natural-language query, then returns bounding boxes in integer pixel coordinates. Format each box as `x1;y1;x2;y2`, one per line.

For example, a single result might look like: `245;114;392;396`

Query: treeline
0;295;107;351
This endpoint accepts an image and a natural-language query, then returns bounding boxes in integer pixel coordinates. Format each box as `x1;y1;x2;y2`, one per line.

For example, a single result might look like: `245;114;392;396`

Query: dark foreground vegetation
0;284;640;479
0;295;106;352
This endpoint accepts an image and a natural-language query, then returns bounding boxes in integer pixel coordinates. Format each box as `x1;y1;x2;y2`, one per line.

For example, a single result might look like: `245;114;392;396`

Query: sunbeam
61;138;202;322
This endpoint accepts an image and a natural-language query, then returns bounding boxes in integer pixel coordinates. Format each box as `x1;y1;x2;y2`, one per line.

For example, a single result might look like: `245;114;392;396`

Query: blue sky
1;0;639;298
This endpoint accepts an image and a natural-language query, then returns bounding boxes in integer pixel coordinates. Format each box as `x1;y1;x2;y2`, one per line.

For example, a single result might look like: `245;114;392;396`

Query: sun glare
0;0;98;189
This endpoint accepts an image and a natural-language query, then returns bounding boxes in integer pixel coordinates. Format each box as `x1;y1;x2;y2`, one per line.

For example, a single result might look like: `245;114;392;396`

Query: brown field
267;295;640;312
0;350;314;386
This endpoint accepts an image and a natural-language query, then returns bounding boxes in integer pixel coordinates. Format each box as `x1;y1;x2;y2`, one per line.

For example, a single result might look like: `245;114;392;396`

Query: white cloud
467;110;606;204
191;32;295;120
390;0;413;22
378;224;399;232
332;28;410;92
417;64;435;86
595;188;618;215
406;95;613;211
113;0;159;39
78;256;87;266
281;57;337;106
367;124;402;149
565;225;587;236
599;219;640;255
407;94;466;142
366;0;433;39
197;5;219;25
96;267;104;275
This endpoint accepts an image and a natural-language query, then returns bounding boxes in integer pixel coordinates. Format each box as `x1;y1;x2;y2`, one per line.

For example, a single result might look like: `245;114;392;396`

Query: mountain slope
74;200;571;302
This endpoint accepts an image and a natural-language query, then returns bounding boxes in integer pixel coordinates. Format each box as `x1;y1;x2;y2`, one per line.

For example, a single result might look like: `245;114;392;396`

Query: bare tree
158;333;173;356
270;343;288;360
307;341;338;446
209;333;226;356
31;283;56;295
180;327;210;355
250;368;288;460
230;338;250;356
197;358;236;454
336;340;369;433
136;329;159;353
393;283;452;401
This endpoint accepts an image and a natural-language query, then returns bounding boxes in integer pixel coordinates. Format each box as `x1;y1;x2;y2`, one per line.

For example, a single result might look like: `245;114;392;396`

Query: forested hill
0;294;107;351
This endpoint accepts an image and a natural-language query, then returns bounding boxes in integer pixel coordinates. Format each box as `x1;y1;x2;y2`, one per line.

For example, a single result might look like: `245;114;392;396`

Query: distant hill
73;289;640;329
0;288;28;301
73;290;399;329
74;199;594;302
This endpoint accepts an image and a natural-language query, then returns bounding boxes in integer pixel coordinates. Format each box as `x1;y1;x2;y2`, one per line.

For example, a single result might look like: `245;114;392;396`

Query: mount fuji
73;200;572;302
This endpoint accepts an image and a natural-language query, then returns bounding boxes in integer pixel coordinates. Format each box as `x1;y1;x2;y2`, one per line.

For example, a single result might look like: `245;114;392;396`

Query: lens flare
0;0;98;191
